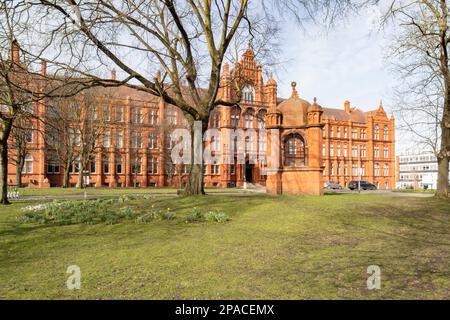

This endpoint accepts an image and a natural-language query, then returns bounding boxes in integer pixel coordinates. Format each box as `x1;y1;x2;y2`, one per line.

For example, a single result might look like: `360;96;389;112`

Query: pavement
10;188;435;201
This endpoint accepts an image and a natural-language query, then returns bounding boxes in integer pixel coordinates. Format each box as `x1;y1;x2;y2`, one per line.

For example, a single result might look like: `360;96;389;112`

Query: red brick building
5;47;395;193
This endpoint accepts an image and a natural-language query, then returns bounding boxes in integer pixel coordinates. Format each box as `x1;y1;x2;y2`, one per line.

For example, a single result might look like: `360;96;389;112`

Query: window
46;161;60;174
167;110;177;125
93;106;98;120
337;162;341;176
149;109;158;126
149;133;158;149
329;126;334;138
384;163;389;176
69;128;81;146
116;106;124;122
211;110;220;128
115;155;123;174
242;84;254;102
148;157;159;175
131;107;142;124
330;162;334;176
230;164;236;175
24;155;33;174
361;164;366;176
244;110;254;128
374;124;380;140
70;157;81;173
103;131;111;148
257;110;266;129
343;144;348;157
383;126;389;141
322;128;326;138
284;133;306;167
212;163;220;175
103;106;111;121
231;107;241;128
102;156;110;174
131;132;142;148
361;129;366;139
352;128;357;139
330;144;334;156
322;144;326;156
116;131;123;148
165;134;174;149
361;145;367;158
211;135;220;152
26;127;33;143
337;127;341;138
343;127;348;138
131;156;142;174
383;147;389;158
90;160;96;174
352;145;358;157
344;162;348;176
374;146;380;158
337;144;341;157
352;164;358;176
374;163;380;176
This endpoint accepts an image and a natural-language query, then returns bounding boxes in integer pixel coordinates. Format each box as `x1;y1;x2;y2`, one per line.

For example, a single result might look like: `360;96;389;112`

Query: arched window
116;155;123;174
24;154;33;173
211;109;220;128
374;124;380;140
374;163;380;176
383;126;389;141
257;110;267;129
244;109;254;128
284;133;306;167
231;107;241;128
242;84;254;103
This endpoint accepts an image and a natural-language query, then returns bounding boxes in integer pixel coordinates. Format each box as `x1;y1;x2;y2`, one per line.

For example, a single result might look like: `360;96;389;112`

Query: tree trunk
77;163;85;189
15;159;24;187
63;165;70;188
0;141;10;205
436;151;449;197
184;120;206;195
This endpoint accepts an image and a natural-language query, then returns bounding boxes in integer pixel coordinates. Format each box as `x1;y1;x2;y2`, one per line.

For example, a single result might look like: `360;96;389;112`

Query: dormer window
242;84;254;103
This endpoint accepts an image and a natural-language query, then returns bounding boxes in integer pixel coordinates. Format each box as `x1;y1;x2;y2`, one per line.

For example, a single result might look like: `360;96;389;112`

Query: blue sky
274;6;396;115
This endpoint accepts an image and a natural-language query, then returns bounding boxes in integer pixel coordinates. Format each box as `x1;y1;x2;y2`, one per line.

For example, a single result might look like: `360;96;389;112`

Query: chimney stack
41;60;47;77
111;68;116;80
344;100;350;113
11;39;20;63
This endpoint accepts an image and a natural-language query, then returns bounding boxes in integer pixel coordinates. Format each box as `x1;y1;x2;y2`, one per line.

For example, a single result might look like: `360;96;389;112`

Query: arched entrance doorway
245;161;253;183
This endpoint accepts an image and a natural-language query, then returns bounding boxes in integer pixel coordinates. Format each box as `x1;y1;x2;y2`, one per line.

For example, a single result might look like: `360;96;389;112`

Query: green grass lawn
17;187;243;197
0;194;449;299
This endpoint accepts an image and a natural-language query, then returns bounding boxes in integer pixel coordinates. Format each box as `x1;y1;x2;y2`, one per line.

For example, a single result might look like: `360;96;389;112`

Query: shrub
186;207;230;223
204;211;230;223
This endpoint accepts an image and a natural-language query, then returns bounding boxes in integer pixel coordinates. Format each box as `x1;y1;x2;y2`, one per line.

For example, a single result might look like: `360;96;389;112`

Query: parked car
348;180;377;191
324;181;343;190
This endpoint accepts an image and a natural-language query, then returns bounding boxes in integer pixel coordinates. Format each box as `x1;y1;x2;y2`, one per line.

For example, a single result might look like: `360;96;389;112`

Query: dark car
348;180;377;191
324;181;343;190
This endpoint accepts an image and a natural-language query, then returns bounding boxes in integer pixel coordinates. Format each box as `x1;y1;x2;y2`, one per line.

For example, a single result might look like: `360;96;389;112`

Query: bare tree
9;111;34;187
0;2;44;204
385;0;450;197
21;0;358;195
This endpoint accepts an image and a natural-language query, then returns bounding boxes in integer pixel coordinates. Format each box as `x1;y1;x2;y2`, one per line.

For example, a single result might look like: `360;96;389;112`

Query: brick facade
5;47;396;193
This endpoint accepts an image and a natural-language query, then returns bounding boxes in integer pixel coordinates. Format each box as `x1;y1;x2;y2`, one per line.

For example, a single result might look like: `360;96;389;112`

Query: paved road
324;189;435;197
